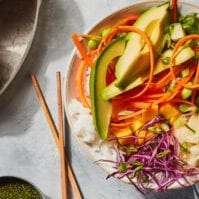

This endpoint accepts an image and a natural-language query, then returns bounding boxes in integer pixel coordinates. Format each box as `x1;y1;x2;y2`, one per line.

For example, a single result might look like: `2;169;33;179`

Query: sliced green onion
142;176;149;183
160;123;170;132
147;126;162;134
129;160;143;166
127;146;138;153
119;32;128;38
180;142;188;153
156;150;170;158
133;165;143;173
184;123;196;134
179;12;199;34
118;163;127;172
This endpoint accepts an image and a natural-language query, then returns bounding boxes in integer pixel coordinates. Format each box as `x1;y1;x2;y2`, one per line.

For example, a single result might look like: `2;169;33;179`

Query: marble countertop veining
0;0;198;198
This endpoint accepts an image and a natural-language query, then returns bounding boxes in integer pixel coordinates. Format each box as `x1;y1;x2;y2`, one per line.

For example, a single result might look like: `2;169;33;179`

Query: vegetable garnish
76;60;91;108
71;32;93;66
179;13;199;34
71;0;199;193
103;118;199;194
184;123;196;134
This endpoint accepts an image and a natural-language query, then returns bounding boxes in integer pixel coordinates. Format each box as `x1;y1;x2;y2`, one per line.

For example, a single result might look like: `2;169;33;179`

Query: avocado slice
90;37;126;139
115;2;169;89
102;46;195;100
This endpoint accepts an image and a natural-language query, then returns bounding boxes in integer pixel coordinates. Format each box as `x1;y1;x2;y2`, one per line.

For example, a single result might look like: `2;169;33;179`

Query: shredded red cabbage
103;116;199;194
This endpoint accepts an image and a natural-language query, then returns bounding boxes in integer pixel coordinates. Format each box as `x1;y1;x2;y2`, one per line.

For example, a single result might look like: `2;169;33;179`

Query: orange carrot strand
110;121;133;128
169;35;199;89
112;109;147;122
118;15;139;25
76;60;91;108
72;32;93;66
169;98;195;106
171;0;177;23
79;34;101;40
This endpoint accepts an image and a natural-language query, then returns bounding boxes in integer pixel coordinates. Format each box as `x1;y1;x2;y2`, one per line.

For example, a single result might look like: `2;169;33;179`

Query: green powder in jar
0;179;42;199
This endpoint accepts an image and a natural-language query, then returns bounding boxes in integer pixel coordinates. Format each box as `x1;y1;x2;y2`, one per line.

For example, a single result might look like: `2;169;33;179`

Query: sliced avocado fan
90;37;126;139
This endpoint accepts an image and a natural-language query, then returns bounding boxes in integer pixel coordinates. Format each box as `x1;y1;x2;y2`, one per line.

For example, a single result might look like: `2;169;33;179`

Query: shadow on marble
0;0;84;137
64;113;84;199
0;0;84;198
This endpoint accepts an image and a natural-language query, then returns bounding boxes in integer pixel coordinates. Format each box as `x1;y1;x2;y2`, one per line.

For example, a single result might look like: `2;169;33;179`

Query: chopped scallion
156;149;170;158
184;123;196;134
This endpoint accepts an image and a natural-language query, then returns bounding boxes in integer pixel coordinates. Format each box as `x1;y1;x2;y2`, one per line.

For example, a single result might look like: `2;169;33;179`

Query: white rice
68;99;116;162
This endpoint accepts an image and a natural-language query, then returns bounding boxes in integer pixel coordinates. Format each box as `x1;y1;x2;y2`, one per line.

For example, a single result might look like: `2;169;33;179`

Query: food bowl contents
68;0;199;193
0;177;44;199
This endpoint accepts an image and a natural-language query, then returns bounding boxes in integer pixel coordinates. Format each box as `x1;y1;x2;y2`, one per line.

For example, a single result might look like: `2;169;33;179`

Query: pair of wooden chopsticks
30;72;82;199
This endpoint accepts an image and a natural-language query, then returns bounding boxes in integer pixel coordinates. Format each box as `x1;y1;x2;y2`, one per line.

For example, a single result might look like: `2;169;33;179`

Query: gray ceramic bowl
0;0;41;95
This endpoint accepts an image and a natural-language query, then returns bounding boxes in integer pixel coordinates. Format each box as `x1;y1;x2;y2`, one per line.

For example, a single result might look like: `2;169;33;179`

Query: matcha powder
0;181;42;199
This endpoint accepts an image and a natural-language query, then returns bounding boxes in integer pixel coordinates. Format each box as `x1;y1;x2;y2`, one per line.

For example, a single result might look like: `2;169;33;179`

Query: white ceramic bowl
64;0;199;190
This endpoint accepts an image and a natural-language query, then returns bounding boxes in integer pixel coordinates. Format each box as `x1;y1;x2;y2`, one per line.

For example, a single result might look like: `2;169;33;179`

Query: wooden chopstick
30;73;83;199
30;73;59;147
56;72;67;199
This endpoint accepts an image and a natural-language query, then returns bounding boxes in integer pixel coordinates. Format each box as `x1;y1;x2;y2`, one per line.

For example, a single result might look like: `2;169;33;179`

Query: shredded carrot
79;34;101;40
152;92;174;106
155;64;186;89
115;15;139;26
142;93;164;99
173;35;199;54
76;60;90;108
88;48;99;56
112;109;147;122
72;32;93;66
129;101;151;109
171;0;177;23
110;121;133;128
152;64;196;106
169;98;195;106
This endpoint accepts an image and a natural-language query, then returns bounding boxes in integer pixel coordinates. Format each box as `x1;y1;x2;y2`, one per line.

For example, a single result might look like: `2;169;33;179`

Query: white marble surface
0;0;198;198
